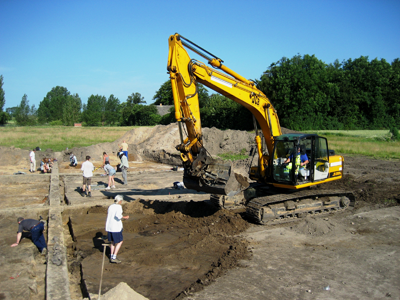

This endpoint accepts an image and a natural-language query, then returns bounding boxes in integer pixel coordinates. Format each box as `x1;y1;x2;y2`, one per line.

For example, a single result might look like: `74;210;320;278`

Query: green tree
159;106;176;125
341;56;393;129
0;75;8;125
62;94;82;126
105;94;121;125
82;94;106;126
200;94;253;130
121;92;150;125
121;104;161;126
152;80;209;107
37;86;71;124
134;105;161;125
6;106;18;118
388;58;400;127
258;54;342;130
153;81;173;105
15;94;37;125
127;92;146;105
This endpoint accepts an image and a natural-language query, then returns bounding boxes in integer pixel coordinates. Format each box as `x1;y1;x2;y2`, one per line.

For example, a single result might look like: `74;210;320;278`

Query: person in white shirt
80;155;94;197
69;153;78;167
30;149;36;172
105;195;129;263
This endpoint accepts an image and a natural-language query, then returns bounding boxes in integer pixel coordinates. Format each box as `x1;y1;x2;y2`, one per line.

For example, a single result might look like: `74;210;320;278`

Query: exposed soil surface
0;124;399;300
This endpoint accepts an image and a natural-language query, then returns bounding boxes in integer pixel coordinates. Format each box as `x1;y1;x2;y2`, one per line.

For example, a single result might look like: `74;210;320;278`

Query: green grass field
0;126;137;152
305;130;400;160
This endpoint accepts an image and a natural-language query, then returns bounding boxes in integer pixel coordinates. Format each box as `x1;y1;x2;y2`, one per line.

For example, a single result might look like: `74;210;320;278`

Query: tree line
1;54;399;132
257;55;400;131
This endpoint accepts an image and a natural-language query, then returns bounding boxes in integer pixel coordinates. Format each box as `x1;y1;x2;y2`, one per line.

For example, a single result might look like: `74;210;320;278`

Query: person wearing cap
105;195;129;263
11;217;47;255
81;155;94;197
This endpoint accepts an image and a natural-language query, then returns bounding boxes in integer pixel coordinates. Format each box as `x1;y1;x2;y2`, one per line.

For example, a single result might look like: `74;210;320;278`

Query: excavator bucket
183;161;248;195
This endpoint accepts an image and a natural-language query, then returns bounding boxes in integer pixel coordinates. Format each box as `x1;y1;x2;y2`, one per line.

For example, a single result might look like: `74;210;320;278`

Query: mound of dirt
97;282;149;300
291;215;349;237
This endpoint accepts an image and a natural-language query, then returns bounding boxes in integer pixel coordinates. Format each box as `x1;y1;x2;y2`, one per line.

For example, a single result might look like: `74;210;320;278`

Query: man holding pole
105;195;129;263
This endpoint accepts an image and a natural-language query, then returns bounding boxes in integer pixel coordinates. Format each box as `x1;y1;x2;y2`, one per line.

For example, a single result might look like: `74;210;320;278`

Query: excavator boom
168;33;281;195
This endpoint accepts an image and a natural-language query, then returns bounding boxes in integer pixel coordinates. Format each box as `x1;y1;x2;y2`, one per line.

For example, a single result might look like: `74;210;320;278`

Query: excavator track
246;189;355;225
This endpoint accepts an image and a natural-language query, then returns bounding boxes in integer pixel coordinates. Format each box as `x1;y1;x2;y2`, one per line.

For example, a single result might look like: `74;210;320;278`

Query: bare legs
108;175;115;188
110;241;123;257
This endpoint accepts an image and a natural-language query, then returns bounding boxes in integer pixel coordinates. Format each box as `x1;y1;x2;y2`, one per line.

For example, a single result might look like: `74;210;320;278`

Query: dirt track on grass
0;124;399;300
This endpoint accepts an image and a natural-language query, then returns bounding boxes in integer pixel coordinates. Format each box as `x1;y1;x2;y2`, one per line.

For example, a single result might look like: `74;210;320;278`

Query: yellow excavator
167;33;354;224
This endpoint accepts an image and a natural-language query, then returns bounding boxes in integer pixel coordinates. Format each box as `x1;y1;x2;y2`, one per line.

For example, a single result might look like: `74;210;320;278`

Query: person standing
120;140;128;158
102;152;110;167
119;152;129;185
105;195;129;263
11;217;47;255
81;155;94;197
104;161;116;189
30;149;36;172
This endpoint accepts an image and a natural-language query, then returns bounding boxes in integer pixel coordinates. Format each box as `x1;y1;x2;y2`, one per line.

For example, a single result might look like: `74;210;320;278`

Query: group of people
40;158;54;173
80;140;130;196
29;148;56;174
11;193;129;264
14;140;132;264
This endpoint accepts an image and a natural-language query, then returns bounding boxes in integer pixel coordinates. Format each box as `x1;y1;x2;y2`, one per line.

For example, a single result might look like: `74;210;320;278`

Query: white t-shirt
105;203;123;232
81;160;94;178
30;151;35;162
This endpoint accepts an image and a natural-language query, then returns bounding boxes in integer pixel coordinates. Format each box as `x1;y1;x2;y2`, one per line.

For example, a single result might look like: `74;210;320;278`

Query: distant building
155;104;173;116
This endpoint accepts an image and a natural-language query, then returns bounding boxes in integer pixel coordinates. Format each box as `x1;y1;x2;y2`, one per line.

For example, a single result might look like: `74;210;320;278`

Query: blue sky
1;0;399;109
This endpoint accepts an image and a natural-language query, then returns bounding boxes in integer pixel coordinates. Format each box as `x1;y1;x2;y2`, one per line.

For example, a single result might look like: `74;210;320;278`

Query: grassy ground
305;130;400;160
0;126;136;152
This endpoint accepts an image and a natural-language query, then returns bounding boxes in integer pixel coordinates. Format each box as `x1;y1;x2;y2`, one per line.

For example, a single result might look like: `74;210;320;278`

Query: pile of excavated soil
96;282;148;300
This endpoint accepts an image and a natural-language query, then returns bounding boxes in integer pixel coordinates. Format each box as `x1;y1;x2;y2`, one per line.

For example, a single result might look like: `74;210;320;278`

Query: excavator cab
271;134;330;185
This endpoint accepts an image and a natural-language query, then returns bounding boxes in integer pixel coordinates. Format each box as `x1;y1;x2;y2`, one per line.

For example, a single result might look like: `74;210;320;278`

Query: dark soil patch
66;200;250;299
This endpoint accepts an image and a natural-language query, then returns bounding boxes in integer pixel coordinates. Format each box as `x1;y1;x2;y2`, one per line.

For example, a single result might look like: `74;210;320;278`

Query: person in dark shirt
11;217;47;255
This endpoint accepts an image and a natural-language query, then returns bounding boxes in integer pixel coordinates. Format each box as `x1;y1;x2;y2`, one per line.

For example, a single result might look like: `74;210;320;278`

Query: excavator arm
167;33;282;195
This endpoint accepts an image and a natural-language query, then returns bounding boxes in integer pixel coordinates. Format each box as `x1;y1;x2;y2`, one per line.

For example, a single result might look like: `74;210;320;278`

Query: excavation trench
63;199;250;299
